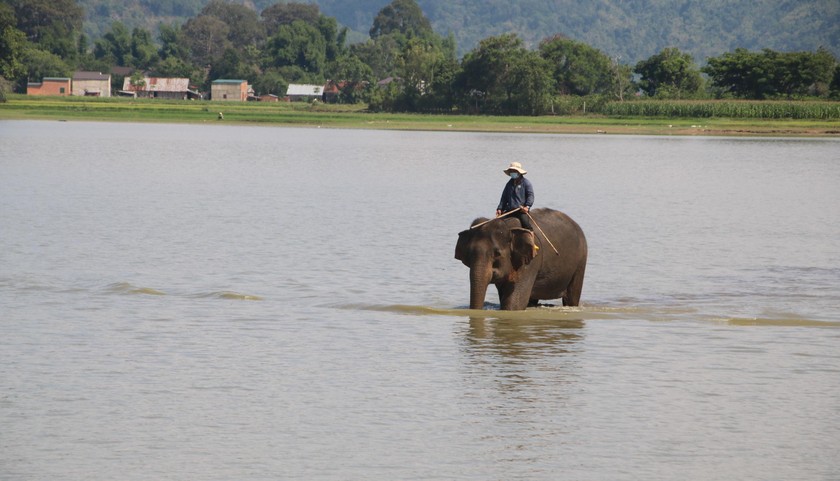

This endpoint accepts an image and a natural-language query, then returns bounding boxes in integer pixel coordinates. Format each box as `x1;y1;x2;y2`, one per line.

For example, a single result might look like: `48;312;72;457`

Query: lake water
1;120;839;480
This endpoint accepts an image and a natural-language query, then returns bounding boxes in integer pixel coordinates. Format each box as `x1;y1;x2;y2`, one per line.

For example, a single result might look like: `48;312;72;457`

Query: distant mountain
79;0;840;64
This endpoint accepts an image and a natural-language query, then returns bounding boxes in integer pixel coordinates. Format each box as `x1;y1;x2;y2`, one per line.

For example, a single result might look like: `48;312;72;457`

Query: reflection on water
465;317;584;358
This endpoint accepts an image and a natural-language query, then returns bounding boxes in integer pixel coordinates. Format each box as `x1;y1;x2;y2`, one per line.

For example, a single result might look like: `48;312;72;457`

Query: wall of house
72;80;111;97
27;80;71;96
212;83;247;101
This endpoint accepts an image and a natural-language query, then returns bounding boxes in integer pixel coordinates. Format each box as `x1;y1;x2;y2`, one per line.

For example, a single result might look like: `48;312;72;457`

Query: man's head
504;162;527;178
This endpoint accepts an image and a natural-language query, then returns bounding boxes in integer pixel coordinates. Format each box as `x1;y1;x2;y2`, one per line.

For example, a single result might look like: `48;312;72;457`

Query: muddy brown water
2;120;839;480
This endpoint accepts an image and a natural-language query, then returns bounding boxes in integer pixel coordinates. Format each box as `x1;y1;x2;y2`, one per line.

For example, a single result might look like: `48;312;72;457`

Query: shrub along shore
1;95;838;136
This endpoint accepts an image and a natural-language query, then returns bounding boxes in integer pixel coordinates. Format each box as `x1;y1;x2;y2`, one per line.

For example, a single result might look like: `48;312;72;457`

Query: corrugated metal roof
286;84;324;96
122;77;190;92
73;71;110;81
212;79;246;84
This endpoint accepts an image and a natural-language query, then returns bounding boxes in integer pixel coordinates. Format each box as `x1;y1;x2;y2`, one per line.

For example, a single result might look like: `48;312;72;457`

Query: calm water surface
1;120;839;480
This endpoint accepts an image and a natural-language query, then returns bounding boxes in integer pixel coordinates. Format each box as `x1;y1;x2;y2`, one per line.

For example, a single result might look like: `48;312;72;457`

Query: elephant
455;208;587;310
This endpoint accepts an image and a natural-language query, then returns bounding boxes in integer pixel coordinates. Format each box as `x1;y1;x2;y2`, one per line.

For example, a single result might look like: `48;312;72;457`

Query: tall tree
182;15;231;67
456;33;549;115
261;2;321;32
0;3;27;82
369;0;433;40
158;23;188;60
704;48;837;98
634;47;703;98
200;0;265;48
93;22;132;66
130;27;159;69
538;35;614;96
262;20;327;76
6;0;83;59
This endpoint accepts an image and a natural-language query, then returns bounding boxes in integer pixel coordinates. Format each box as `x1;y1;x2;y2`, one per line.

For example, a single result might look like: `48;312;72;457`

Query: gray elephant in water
455;208;587;310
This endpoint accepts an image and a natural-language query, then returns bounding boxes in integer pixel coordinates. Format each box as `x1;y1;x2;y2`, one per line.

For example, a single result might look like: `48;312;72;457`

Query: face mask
509;172;520;179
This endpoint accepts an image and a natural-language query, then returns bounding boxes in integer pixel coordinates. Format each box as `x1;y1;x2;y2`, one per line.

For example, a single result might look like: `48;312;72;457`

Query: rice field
1;95;838;136
601;99;840;120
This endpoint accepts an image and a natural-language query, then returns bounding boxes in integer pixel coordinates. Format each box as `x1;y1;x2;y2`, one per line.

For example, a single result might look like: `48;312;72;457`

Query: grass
2;94;839;136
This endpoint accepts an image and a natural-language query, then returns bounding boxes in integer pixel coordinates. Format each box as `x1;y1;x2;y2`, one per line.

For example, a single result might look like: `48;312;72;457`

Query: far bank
1;96;838;137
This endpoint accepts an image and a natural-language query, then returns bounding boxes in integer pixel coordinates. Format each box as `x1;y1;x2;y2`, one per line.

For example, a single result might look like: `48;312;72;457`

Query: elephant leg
498;269;539;311
563;262;586;307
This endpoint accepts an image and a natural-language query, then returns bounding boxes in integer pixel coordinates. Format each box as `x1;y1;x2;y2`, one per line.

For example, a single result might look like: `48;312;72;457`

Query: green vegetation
72;0;839;66
602;100;840;120
3;95;838;137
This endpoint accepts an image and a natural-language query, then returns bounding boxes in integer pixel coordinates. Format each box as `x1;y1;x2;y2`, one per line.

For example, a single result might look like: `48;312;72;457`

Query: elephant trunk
469;263;492;310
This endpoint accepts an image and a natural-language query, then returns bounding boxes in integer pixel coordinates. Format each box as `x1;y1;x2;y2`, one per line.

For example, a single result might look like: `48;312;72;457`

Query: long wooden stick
526;211;560;255
469;207;521;229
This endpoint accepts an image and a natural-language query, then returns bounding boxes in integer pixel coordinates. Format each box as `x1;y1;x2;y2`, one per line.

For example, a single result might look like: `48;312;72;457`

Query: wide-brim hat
504;162;527;175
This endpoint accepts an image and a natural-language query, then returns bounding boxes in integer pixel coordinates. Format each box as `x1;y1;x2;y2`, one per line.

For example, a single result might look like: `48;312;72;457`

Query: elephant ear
455;229;472;266
510;228;536;269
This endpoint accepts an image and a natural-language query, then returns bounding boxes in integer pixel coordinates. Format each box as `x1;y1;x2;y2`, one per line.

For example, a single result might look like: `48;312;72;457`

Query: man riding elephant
496;162;534;232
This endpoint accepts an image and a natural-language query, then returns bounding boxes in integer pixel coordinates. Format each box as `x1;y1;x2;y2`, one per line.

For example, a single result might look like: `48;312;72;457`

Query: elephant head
455;218;538;310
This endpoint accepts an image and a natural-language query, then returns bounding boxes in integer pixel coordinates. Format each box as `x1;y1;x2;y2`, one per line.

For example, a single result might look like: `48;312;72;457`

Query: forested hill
80;0;839;63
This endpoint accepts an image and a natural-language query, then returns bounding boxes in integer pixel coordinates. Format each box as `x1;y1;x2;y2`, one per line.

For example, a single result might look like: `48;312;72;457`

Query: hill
78;0;840;64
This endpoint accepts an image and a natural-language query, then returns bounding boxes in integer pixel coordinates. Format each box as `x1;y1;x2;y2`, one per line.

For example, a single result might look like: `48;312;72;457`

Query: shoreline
2;96;839;137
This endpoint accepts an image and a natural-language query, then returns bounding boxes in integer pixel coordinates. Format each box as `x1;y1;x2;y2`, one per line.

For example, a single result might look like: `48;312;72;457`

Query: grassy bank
1;95;839;136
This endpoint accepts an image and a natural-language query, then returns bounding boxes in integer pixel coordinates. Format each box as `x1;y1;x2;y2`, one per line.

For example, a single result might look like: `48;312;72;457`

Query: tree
252;68;289;96
182;15;231;67
262;20;327;76
634;47;703;98
6;0;83;59
209;46;258;82
831;64;840;99
200;0;265;48
130;27;159;69
538;35;614;96
158;23;188;60
704;48;837;99
21;45;71;83
350;36;402;80
93;22;132;66
261;2;321;32
456;33;550;115
0;3;27;83
369;0;433;40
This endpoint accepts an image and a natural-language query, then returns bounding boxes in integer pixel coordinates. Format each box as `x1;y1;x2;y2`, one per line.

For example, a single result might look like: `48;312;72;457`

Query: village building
285;83;324;102
72;71;111;97
211;79;249;101
120;76;201;100
27;77;71;96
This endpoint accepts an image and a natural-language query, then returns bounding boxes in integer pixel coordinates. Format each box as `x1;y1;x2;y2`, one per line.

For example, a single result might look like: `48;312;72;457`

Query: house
120;76;201;100
211;79;248;101
322;80;366;103
322;81;344;103
27;77;71;96
72;71;111;97
285;83;324;102
258;94;280;102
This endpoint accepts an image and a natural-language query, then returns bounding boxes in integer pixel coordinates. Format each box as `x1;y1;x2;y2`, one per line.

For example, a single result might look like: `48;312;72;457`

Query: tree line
2;0;839;113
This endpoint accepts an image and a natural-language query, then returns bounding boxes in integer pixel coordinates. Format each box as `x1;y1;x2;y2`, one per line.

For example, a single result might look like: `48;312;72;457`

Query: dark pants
507;210;533;231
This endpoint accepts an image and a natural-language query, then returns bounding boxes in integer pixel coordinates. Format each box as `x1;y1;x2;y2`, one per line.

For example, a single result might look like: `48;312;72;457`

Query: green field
2;95;839;136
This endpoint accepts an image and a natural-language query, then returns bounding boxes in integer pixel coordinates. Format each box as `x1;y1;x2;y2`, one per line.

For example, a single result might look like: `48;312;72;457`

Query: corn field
600;100;840;120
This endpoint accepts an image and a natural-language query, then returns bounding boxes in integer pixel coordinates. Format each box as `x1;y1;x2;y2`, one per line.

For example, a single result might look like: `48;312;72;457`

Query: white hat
504;162;527;175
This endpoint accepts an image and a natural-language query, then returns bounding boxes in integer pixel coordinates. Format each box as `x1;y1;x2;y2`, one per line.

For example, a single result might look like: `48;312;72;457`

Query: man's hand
495;209;503;217
522;206;529;213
